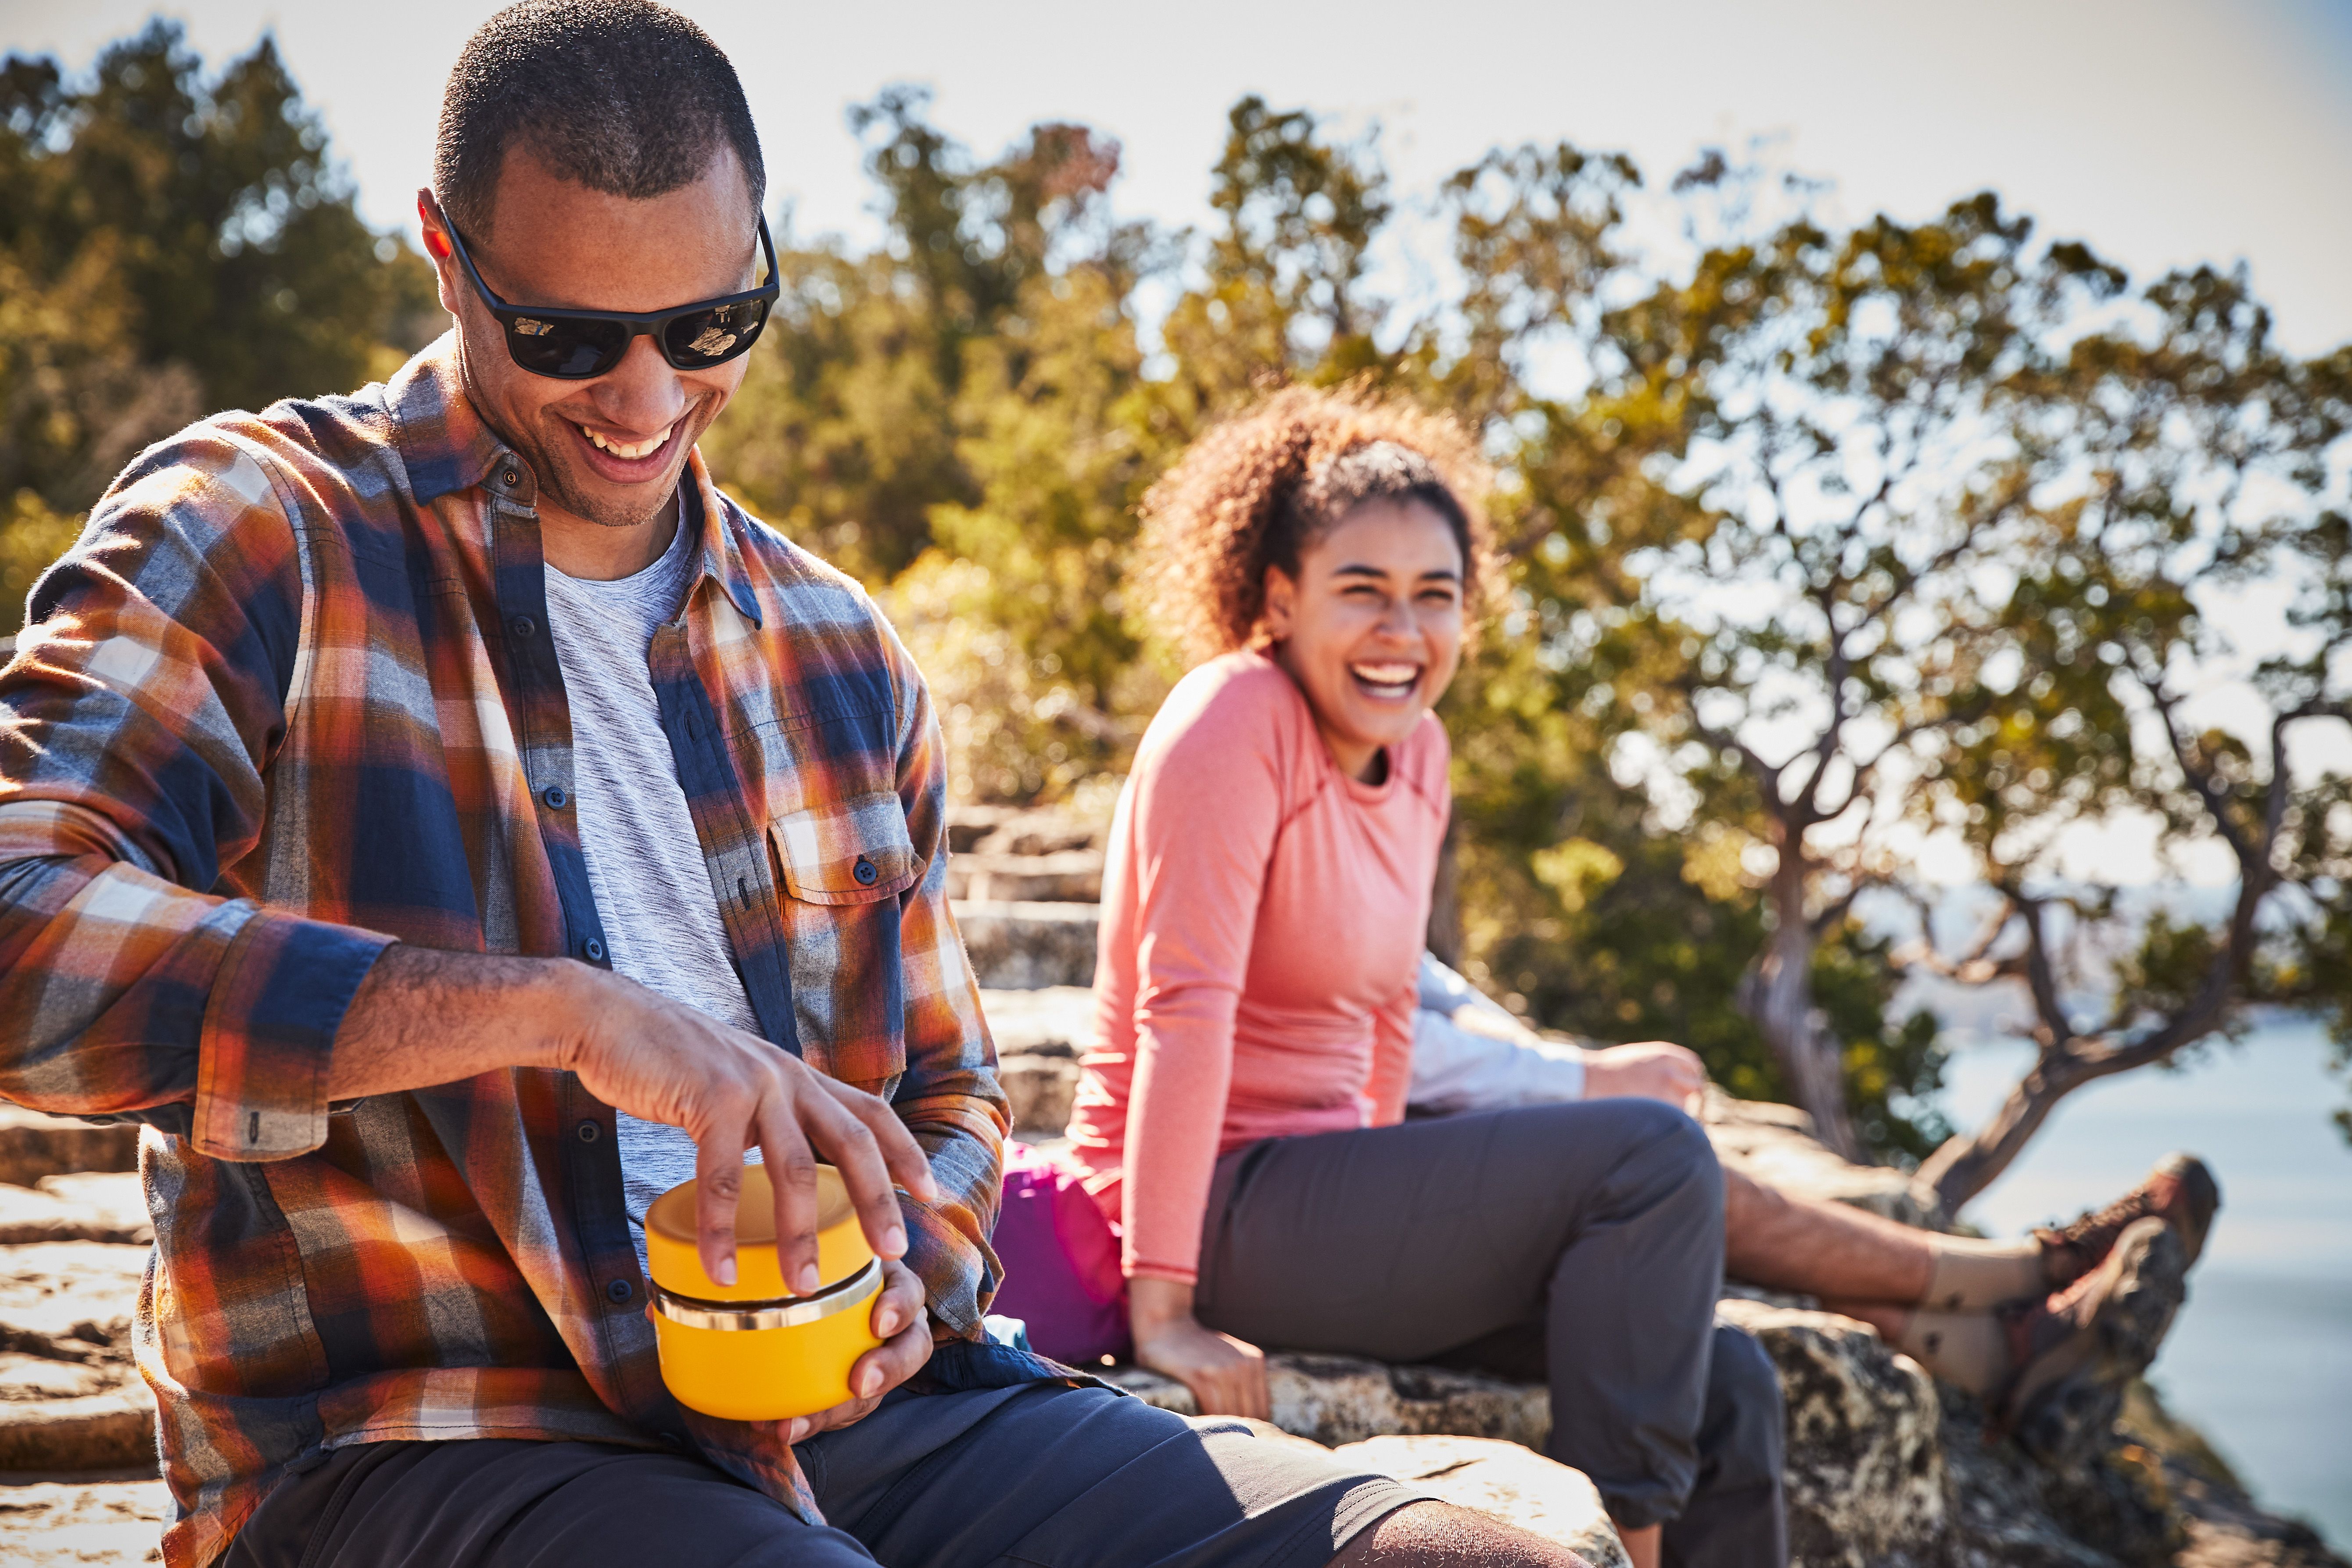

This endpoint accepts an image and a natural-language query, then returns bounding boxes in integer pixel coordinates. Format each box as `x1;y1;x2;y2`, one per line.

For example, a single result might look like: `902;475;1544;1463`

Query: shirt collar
682;451;765;628
387;333;512;507
386;334;764;628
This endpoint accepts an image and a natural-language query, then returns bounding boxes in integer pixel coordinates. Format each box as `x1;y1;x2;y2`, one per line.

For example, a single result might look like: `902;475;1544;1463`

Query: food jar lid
645;1163;875;1301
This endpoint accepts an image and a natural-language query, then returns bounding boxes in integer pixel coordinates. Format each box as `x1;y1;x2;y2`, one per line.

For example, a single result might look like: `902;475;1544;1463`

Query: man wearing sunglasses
0;3;1595;1566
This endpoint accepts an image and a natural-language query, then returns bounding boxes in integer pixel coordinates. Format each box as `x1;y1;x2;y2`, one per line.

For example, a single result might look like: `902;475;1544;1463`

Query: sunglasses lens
506;315;629;379
662;298;771;369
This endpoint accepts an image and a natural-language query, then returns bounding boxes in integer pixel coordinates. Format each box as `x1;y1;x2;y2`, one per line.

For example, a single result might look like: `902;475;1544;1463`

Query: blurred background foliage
6;28;2350;1181
0;21;437;610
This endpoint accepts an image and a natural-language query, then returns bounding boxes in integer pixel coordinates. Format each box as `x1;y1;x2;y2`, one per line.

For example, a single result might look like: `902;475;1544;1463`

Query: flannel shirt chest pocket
771;792;920;906
757;708;920;1086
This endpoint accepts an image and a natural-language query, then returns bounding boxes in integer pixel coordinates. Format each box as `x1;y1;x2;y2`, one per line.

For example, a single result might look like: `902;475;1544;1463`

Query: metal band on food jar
650;1257;884;1332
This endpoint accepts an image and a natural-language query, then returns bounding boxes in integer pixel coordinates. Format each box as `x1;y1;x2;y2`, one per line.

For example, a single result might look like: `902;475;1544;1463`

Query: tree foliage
0;21;434;633
11;26;2350;1177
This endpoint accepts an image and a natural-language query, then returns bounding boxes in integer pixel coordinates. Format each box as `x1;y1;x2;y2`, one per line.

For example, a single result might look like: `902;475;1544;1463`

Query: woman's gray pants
1193;1099;1787;1568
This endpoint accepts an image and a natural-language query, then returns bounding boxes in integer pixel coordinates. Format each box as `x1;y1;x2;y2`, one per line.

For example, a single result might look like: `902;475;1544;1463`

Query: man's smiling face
422;142;760;540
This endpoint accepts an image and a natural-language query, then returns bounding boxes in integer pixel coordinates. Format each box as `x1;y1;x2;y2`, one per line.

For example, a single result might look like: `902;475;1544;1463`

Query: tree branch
2139;673;2257;867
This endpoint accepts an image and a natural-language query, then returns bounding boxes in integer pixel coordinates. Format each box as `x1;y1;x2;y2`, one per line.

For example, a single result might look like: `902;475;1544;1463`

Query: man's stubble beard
455;335;698;533
522;405;701;532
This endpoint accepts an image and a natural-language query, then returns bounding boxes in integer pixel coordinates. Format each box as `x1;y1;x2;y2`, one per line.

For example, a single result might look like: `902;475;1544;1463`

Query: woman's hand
1128;1275;1270;1418
1580;1041;1707;1115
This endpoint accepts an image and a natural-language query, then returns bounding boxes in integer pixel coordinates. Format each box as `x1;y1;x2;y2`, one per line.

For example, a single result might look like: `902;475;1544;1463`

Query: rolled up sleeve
194;906;392;1159
0;431;393;1153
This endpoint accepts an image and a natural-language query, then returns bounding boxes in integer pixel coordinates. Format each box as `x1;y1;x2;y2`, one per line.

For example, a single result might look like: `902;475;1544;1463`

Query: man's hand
1580;1040;1707;1115
329;948;942;1292
1128;1275;1269;1419
553;969;942;1290
773;1258;932;1443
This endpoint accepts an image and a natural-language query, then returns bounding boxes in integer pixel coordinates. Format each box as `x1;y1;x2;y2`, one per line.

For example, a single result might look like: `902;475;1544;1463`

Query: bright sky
4;0;2351;357
6;0;2350;887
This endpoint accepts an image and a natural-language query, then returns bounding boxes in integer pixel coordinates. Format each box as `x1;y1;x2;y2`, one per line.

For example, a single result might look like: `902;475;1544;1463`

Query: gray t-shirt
543;492;762;1270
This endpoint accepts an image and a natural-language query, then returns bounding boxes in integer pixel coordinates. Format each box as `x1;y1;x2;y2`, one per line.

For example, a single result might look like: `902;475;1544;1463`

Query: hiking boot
2034;1151;2219;1291
1995;1217;2188;1457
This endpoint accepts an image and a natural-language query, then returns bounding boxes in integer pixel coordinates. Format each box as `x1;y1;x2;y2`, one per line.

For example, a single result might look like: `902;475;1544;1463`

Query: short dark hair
434;0;765;242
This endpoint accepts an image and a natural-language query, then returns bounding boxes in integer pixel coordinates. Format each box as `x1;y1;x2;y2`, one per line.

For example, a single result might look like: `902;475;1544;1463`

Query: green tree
1426;144;1972;1158
0;21;436;633
706;91;1150;584
1905;266;2352;1204
1606;194;2119;1157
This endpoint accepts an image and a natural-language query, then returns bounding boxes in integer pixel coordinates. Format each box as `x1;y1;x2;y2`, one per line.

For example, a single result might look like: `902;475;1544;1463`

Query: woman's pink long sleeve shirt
1066;651;1451;1283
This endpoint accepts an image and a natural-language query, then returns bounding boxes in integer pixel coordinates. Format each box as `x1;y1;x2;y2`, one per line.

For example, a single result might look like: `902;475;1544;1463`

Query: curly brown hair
1136;385;1497;666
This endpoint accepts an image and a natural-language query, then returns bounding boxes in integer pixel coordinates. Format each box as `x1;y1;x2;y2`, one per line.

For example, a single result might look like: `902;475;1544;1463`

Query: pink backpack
992;1142;1131;1364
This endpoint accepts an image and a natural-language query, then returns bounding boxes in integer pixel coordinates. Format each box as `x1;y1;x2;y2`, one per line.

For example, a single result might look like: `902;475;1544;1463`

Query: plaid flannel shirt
0;338;1038;1568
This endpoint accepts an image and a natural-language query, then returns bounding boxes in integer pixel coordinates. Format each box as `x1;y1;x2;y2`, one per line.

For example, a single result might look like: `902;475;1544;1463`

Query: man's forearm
329;944;589;1099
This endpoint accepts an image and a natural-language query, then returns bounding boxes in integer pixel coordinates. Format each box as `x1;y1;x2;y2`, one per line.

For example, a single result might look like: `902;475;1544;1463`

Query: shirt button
543;785;568;809
576;1120;601;1144
510;615;537;640
853;856;878;886
583;936;607;963
502;468;521;487
606;1278;635;1304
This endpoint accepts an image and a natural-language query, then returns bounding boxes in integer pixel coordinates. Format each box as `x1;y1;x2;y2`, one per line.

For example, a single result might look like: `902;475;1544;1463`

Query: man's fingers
752;1099;825;1295
818;1075;940;1204
796;1082;907;1262
690;1125;751;1286
869;1263;927;1342
848;1302;930;1400
803;1264;932;1431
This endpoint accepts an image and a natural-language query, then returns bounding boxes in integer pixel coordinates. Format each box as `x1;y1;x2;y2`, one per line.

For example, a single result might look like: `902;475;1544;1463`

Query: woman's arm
1114;674;1292;1410
1115;679;1288;1283
1129;1275;1271;1418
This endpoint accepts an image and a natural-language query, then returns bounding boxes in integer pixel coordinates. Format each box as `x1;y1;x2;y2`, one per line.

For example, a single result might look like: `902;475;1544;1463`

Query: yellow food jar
645;1163;886;1422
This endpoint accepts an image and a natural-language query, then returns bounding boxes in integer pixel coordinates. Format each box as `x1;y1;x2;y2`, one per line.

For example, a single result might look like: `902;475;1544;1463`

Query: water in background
1938;1017;2352;1546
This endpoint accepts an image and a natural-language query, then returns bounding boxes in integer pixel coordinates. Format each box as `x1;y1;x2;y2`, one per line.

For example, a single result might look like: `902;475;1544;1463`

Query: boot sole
2156;1151;2220;1269
2001;1217;2188;1438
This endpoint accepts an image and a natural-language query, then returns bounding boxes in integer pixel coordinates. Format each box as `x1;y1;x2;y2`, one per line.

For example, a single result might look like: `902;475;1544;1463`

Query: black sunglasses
441;212;780;380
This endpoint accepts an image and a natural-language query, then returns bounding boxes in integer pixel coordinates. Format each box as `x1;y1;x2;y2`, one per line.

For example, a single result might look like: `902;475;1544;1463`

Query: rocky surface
1335;1434;1629;1567
981;985;1096;1134
1208;1419;1628;1566
0;1175;151;1246
1714;1299;1949;1567
953;900;1098;990
0;1475;168;1566
975;984;1096;1057
1001;1054;1080;1136
0;807;2340;1565
945;804;1105;860
1108;1351;1550;1452
0;1235;157;1471
948;849;1106;904
1700;1091;1943;1230
0;1105;138;1189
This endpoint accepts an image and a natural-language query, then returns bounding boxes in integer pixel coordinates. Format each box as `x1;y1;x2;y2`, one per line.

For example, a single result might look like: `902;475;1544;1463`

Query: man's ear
416;190;452;260
416;190;461;319
1260;566;1297;641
